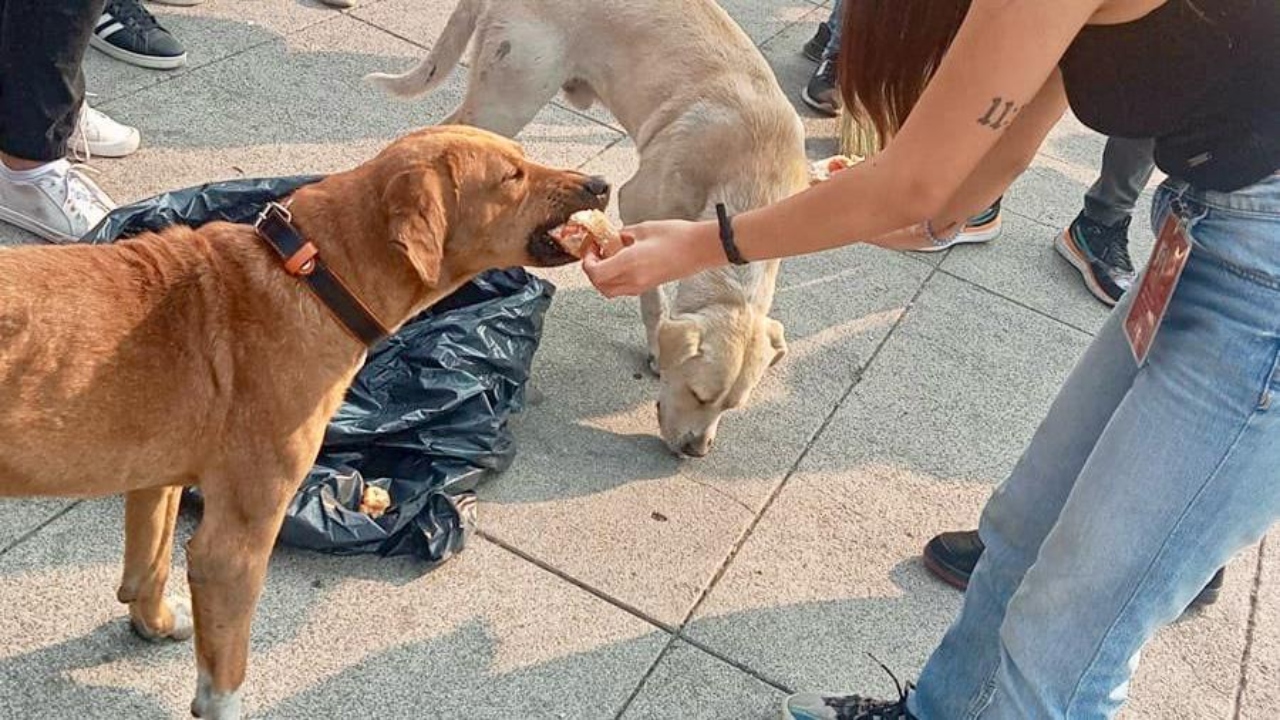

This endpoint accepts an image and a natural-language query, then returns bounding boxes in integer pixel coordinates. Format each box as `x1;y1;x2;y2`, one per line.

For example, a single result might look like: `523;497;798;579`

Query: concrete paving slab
784;272;1091;486
1123;544;1260;719
478;243;928;625
683;273;1085;691
87;14;622;207
620;641;785;720
0;497;669;719
348;0;458;52
0;499;73;553
940;210;1113;334
480;392;760;626
83;0;339;105
716;0;827;46
1242;536;1280;719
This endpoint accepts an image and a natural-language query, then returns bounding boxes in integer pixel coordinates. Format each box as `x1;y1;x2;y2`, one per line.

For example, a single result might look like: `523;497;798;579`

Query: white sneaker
71;103;141;159
0;160;117;243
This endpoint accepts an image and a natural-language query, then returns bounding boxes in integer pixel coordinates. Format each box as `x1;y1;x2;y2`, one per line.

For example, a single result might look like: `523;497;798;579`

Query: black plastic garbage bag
91;176;554;566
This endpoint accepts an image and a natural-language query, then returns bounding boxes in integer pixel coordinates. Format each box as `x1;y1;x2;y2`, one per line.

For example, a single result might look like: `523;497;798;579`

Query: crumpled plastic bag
90;176;554;566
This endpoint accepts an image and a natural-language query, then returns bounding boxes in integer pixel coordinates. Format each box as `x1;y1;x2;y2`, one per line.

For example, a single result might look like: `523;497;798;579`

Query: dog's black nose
680;438;711;458
582;175;610;200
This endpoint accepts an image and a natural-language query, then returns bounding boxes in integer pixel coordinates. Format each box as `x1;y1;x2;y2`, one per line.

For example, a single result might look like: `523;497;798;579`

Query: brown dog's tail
364;0;480;98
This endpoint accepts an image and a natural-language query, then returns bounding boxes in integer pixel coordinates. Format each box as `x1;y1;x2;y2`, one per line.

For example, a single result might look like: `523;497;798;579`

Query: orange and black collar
253;202;389;347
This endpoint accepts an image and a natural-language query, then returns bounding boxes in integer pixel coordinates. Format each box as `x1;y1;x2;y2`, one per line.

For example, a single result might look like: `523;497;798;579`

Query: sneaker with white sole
802;56;841;117
1054;211;1137;305
914;197;1004;253
783;663;916;720
92;0;187;70
70;103;141;159
0;160;117;244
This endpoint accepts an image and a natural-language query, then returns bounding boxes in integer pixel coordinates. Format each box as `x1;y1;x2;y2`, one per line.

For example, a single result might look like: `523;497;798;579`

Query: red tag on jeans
1124;215;1192;364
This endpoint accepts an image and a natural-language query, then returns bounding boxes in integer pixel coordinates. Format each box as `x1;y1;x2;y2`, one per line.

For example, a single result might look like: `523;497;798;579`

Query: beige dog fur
368;0;807;456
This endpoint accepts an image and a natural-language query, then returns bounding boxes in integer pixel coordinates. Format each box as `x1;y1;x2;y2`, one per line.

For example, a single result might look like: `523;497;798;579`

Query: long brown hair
839;0;972;139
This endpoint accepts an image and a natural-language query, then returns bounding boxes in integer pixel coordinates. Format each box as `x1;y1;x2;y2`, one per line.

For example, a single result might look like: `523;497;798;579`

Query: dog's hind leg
443;20;567;138
184;462;302;720
118;485;192;642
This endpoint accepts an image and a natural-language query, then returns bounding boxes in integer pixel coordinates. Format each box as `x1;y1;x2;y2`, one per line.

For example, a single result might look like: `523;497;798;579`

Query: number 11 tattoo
977;97;1021;130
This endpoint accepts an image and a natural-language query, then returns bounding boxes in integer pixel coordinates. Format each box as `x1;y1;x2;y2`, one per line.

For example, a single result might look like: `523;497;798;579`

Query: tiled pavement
0;1;1274;718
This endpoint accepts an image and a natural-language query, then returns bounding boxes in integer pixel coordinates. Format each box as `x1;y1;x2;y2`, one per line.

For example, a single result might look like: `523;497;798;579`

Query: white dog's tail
364;0;481;98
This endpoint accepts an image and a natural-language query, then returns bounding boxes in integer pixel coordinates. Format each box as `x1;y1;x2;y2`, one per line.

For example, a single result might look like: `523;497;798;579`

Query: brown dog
0;126;608;719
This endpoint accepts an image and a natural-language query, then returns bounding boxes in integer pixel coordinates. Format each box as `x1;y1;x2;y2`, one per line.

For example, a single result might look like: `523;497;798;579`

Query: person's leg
934;179;1280;719
824;0;844;59
787;227;1147;720
801;0;843;117
1057;137;1156;305
1083;137;1157;227
0;0;105;165
907;257;1145;719
0;0;117;243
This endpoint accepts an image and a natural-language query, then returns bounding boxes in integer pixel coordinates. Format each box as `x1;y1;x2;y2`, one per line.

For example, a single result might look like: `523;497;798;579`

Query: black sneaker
923;529;1227;609
91;0;188;70
921;530;984;590
1054;212;1137;306
784;662;915;720
803;23;833;63
802;56;841;117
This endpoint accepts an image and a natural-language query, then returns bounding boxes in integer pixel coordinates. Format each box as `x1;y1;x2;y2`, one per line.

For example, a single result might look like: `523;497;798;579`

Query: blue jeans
909;173;1280;719
823;0;843;60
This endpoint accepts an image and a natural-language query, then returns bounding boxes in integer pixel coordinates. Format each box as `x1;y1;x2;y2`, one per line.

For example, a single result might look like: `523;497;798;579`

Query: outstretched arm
586;0;1100;297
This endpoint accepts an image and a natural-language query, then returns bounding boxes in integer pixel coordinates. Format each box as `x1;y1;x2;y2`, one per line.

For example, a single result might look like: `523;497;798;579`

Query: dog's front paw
191;675;243;720
131;597;193;642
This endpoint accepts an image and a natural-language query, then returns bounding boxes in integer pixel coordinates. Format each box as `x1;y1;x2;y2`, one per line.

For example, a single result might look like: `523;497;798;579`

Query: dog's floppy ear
658;315;702;369
765;317;787;367
384;168;450;287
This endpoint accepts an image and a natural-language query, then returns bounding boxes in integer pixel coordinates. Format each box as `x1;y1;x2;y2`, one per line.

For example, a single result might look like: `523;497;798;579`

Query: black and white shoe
802;56;841;117
1054;211;1137;306
91;0;187;70
803;23;832;63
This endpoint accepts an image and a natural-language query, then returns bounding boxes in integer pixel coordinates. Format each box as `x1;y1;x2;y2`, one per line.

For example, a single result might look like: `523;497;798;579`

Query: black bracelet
715;203;749;266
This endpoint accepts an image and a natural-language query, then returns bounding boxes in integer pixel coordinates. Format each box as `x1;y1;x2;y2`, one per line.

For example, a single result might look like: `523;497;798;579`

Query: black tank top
1060;0;1280;192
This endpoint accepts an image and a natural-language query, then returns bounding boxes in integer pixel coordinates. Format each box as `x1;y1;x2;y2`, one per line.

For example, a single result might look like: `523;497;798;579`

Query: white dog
369;0;807;456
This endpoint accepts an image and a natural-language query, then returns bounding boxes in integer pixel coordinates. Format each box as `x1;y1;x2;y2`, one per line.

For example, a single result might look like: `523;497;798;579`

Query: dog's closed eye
503;166;525;184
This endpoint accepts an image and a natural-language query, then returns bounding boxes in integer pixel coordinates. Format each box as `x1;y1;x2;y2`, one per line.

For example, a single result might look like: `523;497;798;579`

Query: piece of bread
358;486;391;519
550;209;625;258
807;154;860;185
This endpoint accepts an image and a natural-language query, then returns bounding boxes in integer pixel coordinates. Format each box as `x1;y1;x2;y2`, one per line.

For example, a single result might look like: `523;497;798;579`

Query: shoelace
71;108;94;164
1096;234;1135;273
35;162;113;229
107;0;161;30
1077;216;1135;273
823;655;914;720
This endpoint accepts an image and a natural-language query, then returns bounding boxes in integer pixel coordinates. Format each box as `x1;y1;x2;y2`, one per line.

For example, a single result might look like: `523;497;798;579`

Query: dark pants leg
0;0;105;162
1081;136;1156;227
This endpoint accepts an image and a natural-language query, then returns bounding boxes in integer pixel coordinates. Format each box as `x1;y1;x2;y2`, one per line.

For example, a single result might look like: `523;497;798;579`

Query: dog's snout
581;175;611;205
680;438;711;458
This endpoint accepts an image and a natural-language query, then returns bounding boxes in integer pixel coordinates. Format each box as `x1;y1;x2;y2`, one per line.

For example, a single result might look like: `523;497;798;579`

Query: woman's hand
583;219;722;297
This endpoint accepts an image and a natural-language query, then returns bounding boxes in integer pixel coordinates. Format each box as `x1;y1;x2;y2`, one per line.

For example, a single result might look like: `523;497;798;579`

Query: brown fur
0;126;607;719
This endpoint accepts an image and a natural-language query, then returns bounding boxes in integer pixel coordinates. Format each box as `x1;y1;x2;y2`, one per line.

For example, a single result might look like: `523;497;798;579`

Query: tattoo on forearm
977;97;1021;130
